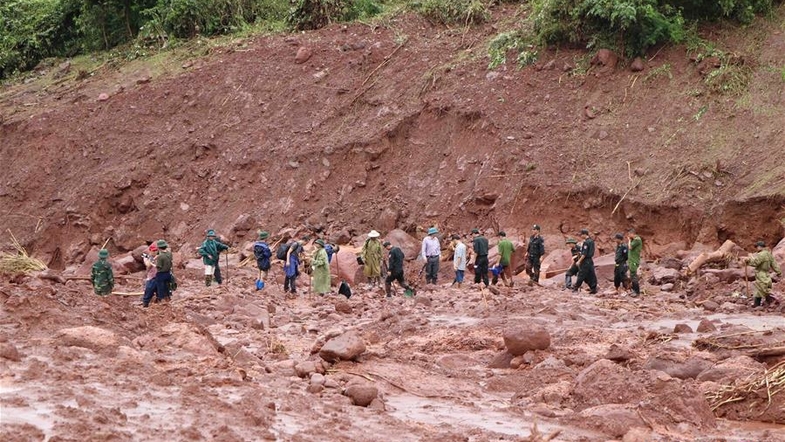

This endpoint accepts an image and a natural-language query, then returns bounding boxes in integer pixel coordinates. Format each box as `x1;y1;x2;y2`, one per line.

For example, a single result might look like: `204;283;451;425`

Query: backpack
254;242;271;270
276;243;290;260
169;273;178;292
325;244;334;263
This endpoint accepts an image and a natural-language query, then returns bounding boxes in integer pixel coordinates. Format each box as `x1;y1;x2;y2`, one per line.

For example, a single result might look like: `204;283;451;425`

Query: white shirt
453;242;467;270
421;236;441;259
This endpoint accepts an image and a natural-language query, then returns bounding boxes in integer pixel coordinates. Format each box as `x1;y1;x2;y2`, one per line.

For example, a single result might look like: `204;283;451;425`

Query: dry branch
686;240;737;275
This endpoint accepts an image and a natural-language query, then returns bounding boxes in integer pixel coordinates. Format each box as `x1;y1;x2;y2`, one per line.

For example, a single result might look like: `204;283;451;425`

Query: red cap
149;243;158;252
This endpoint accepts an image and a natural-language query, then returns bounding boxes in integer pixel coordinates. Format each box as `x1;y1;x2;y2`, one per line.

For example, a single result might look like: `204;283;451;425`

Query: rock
488;351;514;369
0;342;21;361
324;378;340;389
573;359;646;409
510;355;525;369
696;319;717;333
643;356;712;380
673;323;693;334
334;300;352;314
414;297;432;308
649;267;681;285
294;361;318;378
660;283;675;292
575;404;645;438
701;300;719;311
697;356;765;383
310;373;325;386
57;326;125;354
503;325;551;356
623;427;653;442
272;360;297;377
591;48;618;69
306;384;324;394
384;229;420;260
294;46;312;64
369;398;386;411
344;384;378;407
97;93;110;101
376;207;400;233
605;344;633;362
630;57;645;72
319;331;366;362
113;253;144;274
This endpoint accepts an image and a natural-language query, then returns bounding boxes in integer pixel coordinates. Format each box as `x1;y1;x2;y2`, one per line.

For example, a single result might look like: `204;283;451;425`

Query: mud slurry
2;270;784;442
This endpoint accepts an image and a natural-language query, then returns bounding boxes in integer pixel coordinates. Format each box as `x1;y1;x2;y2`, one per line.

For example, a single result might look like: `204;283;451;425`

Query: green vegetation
1;0;781;80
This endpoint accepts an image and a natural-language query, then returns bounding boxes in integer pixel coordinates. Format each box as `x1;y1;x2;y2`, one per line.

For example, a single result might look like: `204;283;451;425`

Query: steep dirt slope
1;5;784;264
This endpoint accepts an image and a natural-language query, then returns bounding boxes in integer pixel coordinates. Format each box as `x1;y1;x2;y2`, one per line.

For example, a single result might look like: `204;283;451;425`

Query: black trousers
613;263;628;289
527;255;542;282
474;255;489;286
574;260;597;293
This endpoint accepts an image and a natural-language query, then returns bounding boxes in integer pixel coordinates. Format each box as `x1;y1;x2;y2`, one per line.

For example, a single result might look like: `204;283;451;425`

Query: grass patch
644;63;672;83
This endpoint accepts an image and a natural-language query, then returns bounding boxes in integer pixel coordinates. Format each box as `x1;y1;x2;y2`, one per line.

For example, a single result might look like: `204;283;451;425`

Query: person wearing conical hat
421;227;441;285
198;229;229;286
91;249;114;296
361;230;384;288
154;239;173;301
744;241;782;308
311;239;331;296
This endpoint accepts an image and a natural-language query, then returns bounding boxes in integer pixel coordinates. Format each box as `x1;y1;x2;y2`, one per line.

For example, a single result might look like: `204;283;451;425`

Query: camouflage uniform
91;249;114;296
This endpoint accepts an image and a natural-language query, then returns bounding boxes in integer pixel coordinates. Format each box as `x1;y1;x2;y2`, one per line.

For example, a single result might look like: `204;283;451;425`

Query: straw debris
706;360;785;414
0;230;47;275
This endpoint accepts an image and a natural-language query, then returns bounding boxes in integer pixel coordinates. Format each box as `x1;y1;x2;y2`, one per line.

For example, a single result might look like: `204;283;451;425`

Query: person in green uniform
198;229;230;286
494;231;515;287
91;249;114;296
361;230;384;287
627;228;642;297
744;241;782;307
155;240;173;301
310;239;331;296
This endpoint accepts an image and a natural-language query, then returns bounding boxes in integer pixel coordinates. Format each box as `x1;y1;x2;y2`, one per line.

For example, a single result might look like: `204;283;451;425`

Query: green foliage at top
409;0;489;26
287;0;382;31
530;0;777;57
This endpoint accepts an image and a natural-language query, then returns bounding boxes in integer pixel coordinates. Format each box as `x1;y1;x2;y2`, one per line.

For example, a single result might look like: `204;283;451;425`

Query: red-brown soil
2;3;785;441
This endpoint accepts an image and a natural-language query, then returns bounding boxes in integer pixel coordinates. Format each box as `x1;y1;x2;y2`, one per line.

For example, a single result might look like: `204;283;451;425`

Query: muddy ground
2;240;784;441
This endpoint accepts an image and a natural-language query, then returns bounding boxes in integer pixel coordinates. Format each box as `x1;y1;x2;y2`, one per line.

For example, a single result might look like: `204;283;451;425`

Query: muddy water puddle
386;393;601;441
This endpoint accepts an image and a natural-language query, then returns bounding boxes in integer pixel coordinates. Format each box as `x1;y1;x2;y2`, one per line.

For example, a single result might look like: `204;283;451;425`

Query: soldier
384;241;415;298
613;233;629;294
198;229;230;286
421;227;441;284
525;224;545;284
564;238;580;289
471;228;490;288
494;231;514;287
572;229;598;294
627;228;643;297
744;241;782;307
90;249;114;296
154;240;173;301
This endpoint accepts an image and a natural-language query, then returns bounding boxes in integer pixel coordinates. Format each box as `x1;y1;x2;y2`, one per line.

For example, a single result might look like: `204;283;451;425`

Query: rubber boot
765;294;779;306
205;276;212;287
385;282;392;298
565;275;572;290
753;297;762;307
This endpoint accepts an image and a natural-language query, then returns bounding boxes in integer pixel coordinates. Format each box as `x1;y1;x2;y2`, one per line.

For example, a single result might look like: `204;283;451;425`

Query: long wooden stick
744;262;751;298
101;238;111;249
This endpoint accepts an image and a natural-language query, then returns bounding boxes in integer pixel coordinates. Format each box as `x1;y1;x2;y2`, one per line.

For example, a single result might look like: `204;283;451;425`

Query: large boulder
643;356;713;380
57;326;128;355
344;383;378;407
319;331;366;362
773;237;785;269
648;266;681;285
697;356;766;383
332;248;361;285
503;325;551;356
384;229;420;260
541;249;574;279
572;359;646;410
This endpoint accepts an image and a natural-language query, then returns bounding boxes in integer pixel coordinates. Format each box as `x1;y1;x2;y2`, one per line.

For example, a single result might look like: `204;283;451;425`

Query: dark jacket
388;246;405;274
156;251;173;272
472;236;489;256
615;243;629;265
580;238;596;262
527;235;545;258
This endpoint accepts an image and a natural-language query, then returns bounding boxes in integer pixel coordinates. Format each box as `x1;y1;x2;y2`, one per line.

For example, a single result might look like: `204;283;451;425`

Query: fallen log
686;240;737;275
66;275;144;281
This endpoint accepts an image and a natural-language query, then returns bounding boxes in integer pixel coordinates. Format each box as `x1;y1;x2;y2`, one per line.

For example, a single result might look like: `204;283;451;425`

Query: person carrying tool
471;228;490;288
421;227;441;284
91;249;114;296
384;241;415;298
744;240;782;308
198;229;230;286
627;228;643;297
525;224;545;284
141;242;158;307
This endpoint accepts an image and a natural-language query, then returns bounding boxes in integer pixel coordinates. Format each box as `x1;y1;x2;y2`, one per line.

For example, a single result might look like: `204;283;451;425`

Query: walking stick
744;261;750;298
225;252;230;282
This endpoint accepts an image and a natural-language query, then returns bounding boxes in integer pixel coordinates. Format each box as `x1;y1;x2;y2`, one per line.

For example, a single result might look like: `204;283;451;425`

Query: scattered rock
573;359;646;409
649;267;681;285
0;342;21;361
630;57;645;72
643;356;712;380
488;351;513;369
414;297;432;308
697;356;765;383
696;319;717;333
660;283;675;292
344;384;378;407
57;326;125;354
97;93;110;101
294;361;319;378
605;344;633;362
591;49;618;69
319;331;366;362
334;300;352;314
503;325;551;356
673;323;693;334
701;300;719;311
294;46;312;64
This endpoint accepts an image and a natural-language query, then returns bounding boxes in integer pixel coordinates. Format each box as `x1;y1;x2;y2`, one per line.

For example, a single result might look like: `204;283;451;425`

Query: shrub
287;0;383;31
410;0;489;26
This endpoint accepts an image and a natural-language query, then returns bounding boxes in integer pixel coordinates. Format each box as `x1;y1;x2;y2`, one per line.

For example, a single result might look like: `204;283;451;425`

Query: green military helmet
98;249;109;258
206;229;216;237
258;231;269;240
156;239;168;249
565;238;577;244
